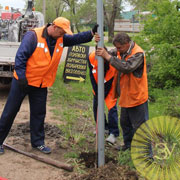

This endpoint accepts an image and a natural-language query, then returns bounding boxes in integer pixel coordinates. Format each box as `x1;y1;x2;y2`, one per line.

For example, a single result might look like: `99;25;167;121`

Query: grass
50;62;95;151
118;149;135;169
49;59;180;176
148;87;180;119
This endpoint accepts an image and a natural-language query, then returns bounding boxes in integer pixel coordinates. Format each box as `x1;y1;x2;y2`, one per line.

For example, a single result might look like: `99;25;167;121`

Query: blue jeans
0;78;47;147
120;101;149;147
93;96;119;137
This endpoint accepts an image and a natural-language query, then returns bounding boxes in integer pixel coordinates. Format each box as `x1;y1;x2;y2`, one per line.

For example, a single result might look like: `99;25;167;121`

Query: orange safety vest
89;51;117;110
113;43;148;108
14;27;64;88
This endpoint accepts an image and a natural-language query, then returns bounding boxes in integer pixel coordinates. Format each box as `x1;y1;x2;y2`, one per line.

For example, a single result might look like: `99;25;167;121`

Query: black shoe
116;145;130;151
33;145;51;154
0;145;4;154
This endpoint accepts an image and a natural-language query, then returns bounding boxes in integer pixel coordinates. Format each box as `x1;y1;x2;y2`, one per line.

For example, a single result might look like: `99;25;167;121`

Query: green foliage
164;87;180;118
34;0;66;22
148;88;171;119
131;33;152;65
104;0;122;18
149;45;180;88
34;0;95;33
118;150;135;169
148;87;180;119
144;0;180;44
104;0;123;43
75;0;96;25
126;0;151;11
49;57;180;171
64;151;79;159
139;0;180;89
50;62;94;148
126;0;166;11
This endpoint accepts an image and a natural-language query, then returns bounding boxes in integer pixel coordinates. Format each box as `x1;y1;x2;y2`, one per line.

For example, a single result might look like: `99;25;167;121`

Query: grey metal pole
96;0;105;167
132;15;135;37
43;0;46;23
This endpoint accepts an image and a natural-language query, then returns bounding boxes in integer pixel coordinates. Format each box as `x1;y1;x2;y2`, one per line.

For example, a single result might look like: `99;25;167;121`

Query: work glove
92;24;99;35
18;78;28;92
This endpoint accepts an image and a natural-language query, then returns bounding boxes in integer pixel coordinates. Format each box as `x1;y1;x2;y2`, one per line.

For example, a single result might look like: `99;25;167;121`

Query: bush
138;0;180;89
148;43;180;89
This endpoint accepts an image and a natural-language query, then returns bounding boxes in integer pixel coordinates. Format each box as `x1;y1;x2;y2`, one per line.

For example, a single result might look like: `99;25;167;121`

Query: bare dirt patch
0;84;72;180
79;152;118;168
0;83;140;180
72;161;138;180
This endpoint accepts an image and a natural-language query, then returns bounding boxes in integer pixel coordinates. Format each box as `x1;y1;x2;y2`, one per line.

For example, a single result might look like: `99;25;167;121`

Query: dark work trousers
120;101;149;147
0;78;47;147
93;96;119;137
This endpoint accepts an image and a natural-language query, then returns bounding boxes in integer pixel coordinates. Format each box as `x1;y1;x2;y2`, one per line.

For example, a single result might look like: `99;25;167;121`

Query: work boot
106;134;116;144
33;145;51;154
0;145;4;154
116;145;131;151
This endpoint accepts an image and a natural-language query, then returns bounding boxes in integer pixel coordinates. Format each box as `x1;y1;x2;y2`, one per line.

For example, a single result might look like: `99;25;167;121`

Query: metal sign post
43;0;46;22
96;0;105;167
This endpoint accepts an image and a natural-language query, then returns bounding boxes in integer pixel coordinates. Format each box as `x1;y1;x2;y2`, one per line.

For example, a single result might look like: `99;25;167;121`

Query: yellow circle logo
131;116;180;180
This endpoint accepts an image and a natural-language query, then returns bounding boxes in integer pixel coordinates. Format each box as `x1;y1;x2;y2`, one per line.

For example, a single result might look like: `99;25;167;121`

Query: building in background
115;10;150;33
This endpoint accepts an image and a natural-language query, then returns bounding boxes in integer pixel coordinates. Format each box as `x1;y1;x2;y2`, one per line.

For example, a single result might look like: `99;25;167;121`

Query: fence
114;19;143;33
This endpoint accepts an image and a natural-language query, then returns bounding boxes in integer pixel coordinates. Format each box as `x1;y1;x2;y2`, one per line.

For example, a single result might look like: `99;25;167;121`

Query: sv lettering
154;143;176;160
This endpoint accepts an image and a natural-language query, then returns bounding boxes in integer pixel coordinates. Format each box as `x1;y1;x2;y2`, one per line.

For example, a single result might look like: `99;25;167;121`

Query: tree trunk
55;2;64;17
103;0;119;43
72;5;80;33
75;22;80;33
108;24;114;43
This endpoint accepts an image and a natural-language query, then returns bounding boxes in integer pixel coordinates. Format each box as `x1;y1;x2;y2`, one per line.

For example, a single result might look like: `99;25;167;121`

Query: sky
0;0;25;10
122;1;133;11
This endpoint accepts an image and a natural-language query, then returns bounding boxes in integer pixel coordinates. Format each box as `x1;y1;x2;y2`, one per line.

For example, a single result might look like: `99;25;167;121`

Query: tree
75;0;96;26
34;0;96;32
62;0;81;32
62;0;123;41
127;0;163;11
71;0;96;32
33;0;123;41
46;0;66;22
136;0;180;89
62;0;96;33
34;0;66;23
76;0;123;42
104;0;123;43
127;0;150;11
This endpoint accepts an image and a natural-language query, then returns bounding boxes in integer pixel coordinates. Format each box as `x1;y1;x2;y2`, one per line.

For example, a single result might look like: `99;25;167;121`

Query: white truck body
0;42;19;83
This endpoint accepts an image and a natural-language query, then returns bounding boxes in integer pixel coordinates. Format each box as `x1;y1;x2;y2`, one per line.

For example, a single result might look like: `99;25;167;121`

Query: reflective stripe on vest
14;27;63;87
117;43;148;107
89;51;117;110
